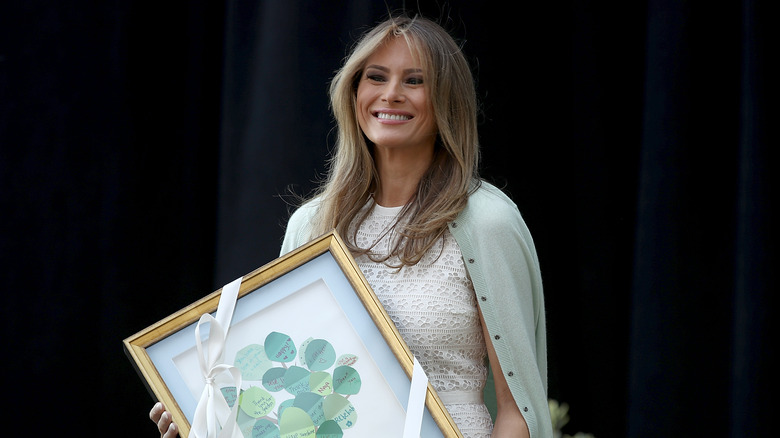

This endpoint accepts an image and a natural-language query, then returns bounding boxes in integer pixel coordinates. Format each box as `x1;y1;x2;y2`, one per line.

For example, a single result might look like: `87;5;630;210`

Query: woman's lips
374;111;412;121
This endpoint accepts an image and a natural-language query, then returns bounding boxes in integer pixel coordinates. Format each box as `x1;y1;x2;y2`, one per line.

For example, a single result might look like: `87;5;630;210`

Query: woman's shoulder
464;181;523;219
288;197;321;221
457;180;535;239
281;197;322;254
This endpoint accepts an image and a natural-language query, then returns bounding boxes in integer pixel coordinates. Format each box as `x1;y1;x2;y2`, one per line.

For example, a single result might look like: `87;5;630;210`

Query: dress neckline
372;202;404;216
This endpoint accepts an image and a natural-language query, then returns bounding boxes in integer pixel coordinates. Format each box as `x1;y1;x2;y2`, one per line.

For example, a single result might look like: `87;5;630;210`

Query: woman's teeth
377;113;410;121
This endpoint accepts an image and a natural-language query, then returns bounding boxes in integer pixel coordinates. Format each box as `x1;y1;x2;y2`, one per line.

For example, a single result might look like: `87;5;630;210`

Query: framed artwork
124;231;462;437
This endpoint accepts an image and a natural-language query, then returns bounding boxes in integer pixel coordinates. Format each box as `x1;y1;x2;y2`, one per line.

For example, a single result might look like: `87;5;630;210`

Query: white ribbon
190;277;244;438
402;357;429;438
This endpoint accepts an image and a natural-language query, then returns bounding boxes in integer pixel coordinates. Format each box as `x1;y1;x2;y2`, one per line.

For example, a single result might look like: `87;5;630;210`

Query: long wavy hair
304;14;481;266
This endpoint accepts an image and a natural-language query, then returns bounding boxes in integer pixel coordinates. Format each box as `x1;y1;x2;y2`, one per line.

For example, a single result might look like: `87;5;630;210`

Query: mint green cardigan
280;182;552;438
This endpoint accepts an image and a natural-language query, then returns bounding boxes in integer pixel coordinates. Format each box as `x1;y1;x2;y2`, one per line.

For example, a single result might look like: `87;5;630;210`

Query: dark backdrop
1;1;775;437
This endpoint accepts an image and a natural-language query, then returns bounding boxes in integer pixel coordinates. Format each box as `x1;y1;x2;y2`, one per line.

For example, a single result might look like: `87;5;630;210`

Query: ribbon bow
190;277;244;438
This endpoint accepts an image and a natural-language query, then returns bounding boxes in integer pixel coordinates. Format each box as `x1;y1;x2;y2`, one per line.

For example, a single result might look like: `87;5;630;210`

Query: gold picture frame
124;230;462;437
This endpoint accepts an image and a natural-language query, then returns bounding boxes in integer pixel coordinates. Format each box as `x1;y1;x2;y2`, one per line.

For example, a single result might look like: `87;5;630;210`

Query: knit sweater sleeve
280;199;320;256
448;182;552;438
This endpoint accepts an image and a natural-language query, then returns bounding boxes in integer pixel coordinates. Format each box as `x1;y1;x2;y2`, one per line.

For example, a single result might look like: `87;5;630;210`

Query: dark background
1;1;776;436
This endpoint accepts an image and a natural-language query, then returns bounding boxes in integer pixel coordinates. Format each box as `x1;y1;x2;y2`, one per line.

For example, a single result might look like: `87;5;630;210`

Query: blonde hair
306;15;481;266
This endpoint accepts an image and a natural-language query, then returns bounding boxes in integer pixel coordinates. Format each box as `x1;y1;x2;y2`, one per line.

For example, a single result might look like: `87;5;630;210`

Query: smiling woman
151;14;553;438
281;15;552;438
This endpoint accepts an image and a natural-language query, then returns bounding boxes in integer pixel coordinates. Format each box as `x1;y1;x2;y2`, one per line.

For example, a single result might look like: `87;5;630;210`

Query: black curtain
1;1;774;437
1;1;224;435
627;1;777;436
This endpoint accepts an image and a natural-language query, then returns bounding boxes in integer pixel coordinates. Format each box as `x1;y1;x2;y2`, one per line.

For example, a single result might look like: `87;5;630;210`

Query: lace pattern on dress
352;203;493;437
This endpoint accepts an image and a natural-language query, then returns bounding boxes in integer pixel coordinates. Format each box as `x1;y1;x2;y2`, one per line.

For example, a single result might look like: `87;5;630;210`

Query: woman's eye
363;72;423;85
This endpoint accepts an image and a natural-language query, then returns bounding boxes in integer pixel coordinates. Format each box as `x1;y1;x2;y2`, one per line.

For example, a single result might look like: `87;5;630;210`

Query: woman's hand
149;402;179;438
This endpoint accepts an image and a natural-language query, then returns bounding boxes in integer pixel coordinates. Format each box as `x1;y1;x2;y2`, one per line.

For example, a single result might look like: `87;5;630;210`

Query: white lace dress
352;203;494;437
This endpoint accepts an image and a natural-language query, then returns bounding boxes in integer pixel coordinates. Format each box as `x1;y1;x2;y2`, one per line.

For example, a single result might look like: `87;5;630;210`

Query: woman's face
356;37;437;155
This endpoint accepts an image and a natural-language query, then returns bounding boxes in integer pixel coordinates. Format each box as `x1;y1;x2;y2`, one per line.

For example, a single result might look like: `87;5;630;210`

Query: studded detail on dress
352;203;493;437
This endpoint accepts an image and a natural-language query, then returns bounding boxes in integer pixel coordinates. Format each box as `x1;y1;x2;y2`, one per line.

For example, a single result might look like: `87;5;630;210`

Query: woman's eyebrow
364;64;389;72
365;64;423;75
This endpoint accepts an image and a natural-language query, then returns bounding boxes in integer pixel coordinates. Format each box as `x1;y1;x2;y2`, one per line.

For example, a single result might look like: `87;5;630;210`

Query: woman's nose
381;79;405;103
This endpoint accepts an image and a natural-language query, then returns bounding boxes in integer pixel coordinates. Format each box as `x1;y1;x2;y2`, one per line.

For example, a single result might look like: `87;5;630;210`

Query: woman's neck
372;145;433;207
